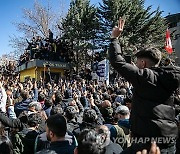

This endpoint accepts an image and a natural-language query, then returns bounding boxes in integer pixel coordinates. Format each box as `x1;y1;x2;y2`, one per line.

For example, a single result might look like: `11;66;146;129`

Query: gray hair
28;101;42;111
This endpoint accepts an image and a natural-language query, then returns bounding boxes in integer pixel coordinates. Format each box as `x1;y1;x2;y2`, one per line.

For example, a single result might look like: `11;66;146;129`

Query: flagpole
43;64;46;84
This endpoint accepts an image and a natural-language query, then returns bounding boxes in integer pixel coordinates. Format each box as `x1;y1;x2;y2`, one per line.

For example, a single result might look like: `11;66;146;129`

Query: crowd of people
0;18;180;154
19;29;74;66
0;70;134;154
0;61;17;78
0;61;179;154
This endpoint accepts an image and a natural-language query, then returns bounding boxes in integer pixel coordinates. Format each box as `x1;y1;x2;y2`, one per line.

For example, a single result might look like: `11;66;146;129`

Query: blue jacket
14;88;38;117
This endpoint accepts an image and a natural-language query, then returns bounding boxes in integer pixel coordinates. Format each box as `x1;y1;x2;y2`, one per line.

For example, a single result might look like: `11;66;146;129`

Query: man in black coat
37;114;75;154
65;106;79;133
12;113;41;154
0;102;45;132
108;17;180;153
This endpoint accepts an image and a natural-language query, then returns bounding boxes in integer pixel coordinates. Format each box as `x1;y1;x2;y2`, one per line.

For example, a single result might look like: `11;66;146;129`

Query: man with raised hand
108;17;180;153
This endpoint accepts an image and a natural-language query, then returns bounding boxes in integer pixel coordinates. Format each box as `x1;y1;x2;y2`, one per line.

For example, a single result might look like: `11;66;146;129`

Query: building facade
166;13;180;65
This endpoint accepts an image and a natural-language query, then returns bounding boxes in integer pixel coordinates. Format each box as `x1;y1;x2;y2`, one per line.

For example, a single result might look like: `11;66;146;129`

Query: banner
95;59;109;85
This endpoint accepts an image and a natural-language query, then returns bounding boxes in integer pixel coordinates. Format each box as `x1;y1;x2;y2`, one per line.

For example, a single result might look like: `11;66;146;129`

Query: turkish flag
165;28;173;54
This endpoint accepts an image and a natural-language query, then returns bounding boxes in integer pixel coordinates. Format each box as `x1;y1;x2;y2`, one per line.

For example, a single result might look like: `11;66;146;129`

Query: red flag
165;28;173;54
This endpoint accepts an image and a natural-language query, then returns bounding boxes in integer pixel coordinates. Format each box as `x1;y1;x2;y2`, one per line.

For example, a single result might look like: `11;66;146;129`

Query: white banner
95;59;109;85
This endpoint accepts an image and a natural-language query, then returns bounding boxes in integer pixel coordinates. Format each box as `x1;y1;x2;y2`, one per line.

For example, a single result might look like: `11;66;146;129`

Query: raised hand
111;17;125;39
0;81;2;88
34;80;37;88
19;83;24;90
136;142;160;154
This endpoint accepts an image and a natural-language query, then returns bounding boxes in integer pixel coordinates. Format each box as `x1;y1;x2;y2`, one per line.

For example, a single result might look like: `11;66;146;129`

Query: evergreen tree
61;0;100;72
98;0;167;55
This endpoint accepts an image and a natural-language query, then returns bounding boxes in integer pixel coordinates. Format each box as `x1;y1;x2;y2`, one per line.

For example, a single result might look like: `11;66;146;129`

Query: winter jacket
36;140;75;154
109;38;180;140
14;88;38;117
12;128;39;154
0;110;45;132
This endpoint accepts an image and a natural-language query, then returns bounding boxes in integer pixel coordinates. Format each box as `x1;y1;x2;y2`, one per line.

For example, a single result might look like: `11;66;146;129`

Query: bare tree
9;0;64;58
9;35;26;60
